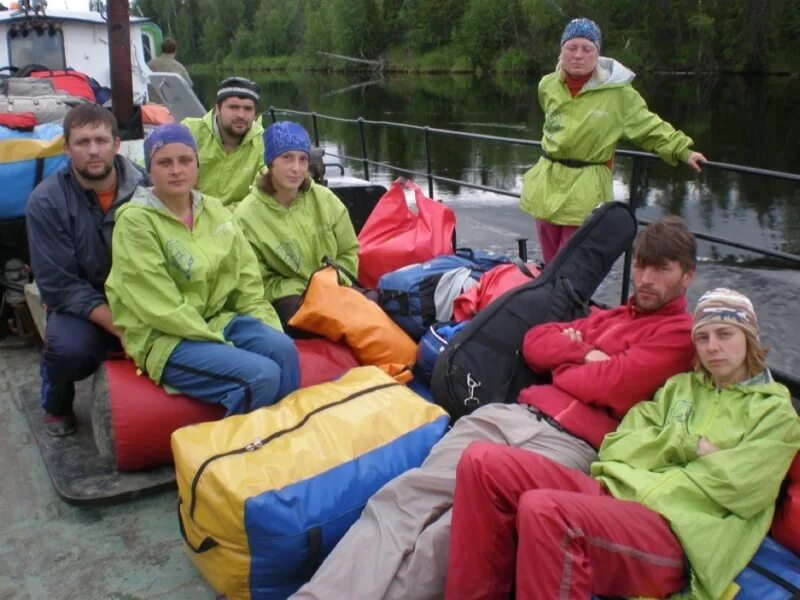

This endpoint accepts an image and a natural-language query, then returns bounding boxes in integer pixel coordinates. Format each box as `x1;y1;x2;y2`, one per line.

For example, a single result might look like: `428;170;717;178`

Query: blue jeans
161;316;300;415
41;311;120;415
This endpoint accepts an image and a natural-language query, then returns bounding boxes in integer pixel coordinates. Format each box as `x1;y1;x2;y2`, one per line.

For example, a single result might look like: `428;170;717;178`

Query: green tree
329;0;384;57
457;0;522;67
399;0;467;53
253;0;304;56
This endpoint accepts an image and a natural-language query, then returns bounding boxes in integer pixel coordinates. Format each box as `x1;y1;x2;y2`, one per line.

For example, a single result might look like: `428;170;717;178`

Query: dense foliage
135;0;800;73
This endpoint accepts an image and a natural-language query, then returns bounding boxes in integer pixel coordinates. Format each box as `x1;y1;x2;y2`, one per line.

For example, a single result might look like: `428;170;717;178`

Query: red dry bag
357;178;456;289
30;69;96;102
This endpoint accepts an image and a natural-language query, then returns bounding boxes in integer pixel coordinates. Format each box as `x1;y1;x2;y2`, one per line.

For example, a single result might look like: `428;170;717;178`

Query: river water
193;71;800;374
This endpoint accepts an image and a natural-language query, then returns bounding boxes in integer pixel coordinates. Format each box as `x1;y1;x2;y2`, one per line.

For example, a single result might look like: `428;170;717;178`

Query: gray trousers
290;403;598;600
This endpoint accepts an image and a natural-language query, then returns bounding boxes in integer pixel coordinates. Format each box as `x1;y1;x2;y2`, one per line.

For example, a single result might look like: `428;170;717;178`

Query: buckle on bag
463;373;482;408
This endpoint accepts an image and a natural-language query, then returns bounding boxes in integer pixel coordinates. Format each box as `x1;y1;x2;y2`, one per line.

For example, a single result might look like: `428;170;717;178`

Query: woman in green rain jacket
445;287;799;600
234;121;359;331
106;124;299;415
520;18;707;264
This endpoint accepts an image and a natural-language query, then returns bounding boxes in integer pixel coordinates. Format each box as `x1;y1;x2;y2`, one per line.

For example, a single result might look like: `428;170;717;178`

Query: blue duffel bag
378;249;508;340
0;122;68;221
734;536;800;599
416;320;469;385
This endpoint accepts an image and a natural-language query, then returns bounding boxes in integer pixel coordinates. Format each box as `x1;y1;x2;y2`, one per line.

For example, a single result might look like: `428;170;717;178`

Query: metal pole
358;117;369;180
424;127;434;199
106;0;135;139
268;107;276;124
311;112;320;147
620;157;644;303
516;238;529;262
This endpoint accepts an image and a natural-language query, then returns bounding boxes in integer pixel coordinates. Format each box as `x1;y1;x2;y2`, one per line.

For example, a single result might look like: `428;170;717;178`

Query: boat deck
0;341;212;599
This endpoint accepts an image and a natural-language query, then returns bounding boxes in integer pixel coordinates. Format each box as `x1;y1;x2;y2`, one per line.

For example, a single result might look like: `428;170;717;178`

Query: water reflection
194;71;800;259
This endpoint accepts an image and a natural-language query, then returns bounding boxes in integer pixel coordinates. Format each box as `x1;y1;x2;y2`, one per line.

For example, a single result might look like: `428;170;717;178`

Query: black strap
511;257;536;278
747;560;800;595
177;499;219;554
378;290;413;315
321;255;365;288
543;152;606;169
306;527;323;579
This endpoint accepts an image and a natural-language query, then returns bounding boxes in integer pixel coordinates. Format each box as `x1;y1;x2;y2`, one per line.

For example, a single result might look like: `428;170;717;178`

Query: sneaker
44;412;77;437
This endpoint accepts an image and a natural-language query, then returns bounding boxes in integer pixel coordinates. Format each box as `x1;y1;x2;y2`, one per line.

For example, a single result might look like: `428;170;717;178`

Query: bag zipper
188;381;400;519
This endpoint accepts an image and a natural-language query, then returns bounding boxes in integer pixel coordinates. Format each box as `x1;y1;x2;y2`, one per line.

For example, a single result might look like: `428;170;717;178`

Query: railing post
357;117;369;180
311;112;320;147
424;126;434;199
517;238;529;262
268;107;276;124
620;156;644;304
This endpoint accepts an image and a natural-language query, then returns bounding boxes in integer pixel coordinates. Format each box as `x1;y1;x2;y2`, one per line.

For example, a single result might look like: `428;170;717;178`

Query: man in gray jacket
26;104;147;436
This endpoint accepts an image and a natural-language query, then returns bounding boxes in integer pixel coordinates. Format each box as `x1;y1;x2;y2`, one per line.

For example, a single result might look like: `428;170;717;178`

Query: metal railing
266;107;800;304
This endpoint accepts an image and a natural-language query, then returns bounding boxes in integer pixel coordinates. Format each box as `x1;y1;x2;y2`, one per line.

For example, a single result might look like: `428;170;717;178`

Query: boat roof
0;8;150;26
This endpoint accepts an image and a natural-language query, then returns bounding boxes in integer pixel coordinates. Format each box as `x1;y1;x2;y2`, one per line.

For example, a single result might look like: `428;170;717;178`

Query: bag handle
321;255;365;288
177;499;219;554
394;177;435;208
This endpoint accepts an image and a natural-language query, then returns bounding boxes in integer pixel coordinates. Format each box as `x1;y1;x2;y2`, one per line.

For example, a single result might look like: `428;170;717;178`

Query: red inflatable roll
297;338;360;387
92;359;225;472
771;452;800;555
91;339;361;472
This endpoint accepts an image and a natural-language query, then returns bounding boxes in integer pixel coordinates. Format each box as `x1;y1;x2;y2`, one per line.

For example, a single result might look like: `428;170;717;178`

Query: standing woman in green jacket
234;121;359;332
521;18;707;264
106;124;299;415
445;288;800;600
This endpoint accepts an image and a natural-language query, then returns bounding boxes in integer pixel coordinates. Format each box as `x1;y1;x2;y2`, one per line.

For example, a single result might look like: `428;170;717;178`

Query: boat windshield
8;25;66;69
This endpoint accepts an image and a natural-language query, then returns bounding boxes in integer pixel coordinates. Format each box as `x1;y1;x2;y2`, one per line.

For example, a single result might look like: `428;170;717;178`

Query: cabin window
141;33;153;63
8;25;66;70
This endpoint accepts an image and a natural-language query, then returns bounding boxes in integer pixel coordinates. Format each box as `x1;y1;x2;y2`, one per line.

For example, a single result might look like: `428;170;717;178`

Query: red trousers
534;220;579;265
445;442;687;600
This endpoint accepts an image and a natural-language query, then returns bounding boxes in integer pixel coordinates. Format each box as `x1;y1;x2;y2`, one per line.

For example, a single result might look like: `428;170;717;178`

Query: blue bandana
144;123;197;172
561;18;602;49
263;121;311;165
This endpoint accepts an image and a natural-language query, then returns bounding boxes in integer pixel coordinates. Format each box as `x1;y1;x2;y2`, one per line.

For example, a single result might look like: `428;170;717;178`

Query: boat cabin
0;6;153;101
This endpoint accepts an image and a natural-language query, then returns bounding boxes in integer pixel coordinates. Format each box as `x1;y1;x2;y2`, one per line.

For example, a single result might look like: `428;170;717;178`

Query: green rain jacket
593;370;800;600
106;187;281;384
521;57;695;226
182;110;264;209
234;179;359;302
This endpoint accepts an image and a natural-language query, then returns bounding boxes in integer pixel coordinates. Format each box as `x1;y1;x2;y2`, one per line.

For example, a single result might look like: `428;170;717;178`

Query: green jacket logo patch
276;240;303;272
166;239;195;281
666;399;694;424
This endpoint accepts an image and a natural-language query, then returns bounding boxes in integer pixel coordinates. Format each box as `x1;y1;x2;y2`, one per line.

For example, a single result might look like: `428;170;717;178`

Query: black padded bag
430;201;637;421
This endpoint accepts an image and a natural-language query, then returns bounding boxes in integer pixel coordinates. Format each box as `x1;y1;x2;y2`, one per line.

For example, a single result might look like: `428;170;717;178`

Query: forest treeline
135;0;800;74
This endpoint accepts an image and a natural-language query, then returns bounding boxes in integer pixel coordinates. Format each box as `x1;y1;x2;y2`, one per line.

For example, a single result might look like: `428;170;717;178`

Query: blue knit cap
561;18;602;49
264;121;311;165
144;123;197;172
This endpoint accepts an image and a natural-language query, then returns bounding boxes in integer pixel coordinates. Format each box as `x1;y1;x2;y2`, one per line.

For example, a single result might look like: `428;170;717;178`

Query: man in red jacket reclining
291;216;697;600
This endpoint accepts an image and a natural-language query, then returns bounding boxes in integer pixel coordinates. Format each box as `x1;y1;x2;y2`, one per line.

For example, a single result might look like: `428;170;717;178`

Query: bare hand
562;327;583;342
697;437;719;457
585;349;611;362
686;151;707;173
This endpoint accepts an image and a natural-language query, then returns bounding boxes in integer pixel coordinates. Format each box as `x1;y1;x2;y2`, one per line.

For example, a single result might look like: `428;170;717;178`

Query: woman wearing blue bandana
106;123;300;415
520;17;707;264
234;121;359;332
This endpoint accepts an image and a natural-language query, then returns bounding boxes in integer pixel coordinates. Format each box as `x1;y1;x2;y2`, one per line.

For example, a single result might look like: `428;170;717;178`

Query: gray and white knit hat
691;288;759;340
216;76;260;104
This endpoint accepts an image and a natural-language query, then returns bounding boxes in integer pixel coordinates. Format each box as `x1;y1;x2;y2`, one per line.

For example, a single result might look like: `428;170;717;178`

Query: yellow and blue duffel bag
172;366;449;600
0;122;67;221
